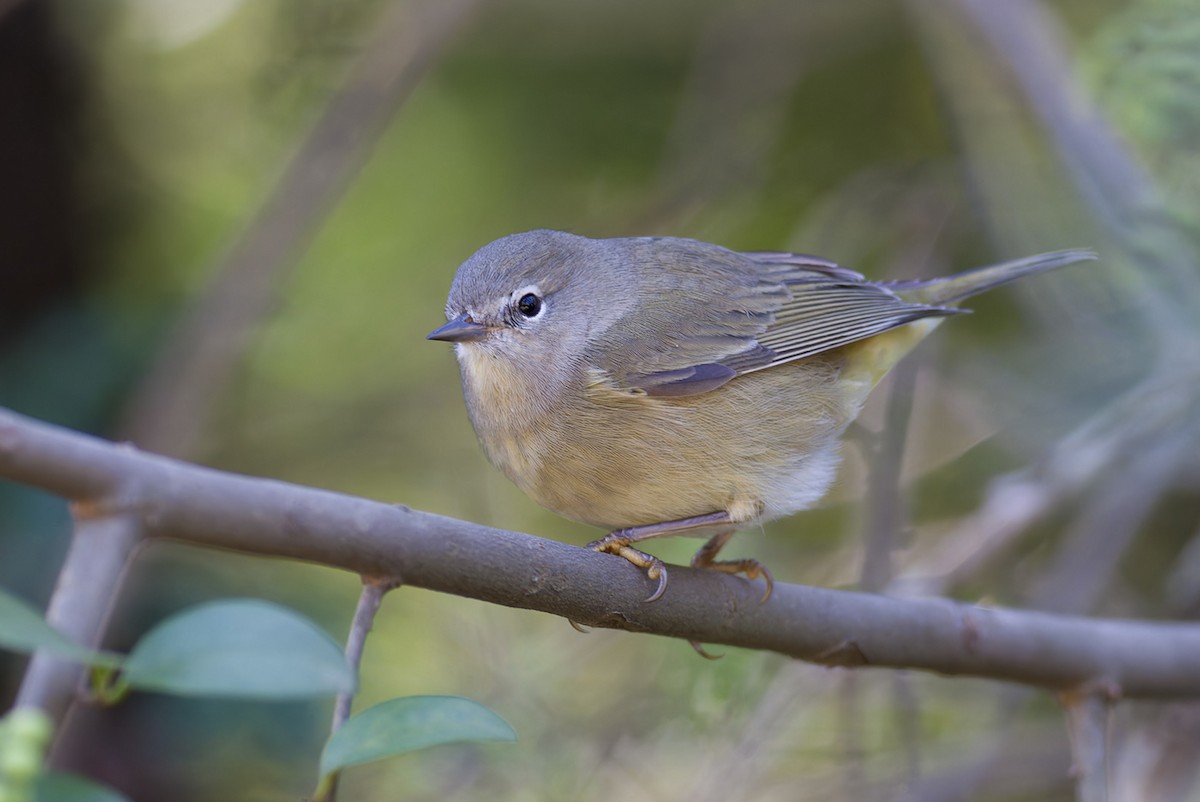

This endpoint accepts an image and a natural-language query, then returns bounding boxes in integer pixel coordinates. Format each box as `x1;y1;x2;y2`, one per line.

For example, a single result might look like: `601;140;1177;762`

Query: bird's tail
889;249;1097;307
837;248;1098;397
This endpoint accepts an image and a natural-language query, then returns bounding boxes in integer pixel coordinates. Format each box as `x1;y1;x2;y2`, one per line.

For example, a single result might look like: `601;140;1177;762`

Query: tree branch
3;406;1200;702
1062;688;1114;802
323;576;396;802
13;513;142;722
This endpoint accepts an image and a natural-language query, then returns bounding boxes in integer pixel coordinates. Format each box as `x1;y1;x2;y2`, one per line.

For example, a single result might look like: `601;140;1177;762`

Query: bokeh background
3;0;1200;799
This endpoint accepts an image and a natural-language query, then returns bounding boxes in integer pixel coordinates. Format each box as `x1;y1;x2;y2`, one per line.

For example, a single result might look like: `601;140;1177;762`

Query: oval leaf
319;695;516;778
0;586;121;669
35;772;132;802
122;599;354;699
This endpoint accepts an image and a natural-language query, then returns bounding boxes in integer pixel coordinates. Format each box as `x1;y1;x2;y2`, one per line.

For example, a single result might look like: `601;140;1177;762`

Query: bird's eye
516;293;543;318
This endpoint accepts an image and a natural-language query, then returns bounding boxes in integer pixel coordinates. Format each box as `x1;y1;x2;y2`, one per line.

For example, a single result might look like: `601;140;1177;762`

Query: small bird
428;230;1093;602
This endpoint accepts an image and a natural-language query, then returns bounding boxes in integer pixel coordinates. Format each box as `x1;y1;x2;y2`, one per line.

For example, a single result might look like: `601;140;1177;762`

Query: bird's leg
690;529;775;604
587;511;732;602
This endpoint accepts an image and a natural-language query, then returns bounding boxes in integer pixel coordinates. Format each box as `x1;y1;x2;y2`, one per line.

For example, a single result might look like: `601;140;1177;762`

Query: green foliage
1;590;513;800
118;599;354;700
313;696;515;799
0;588;119;670
0;709;50;802
33;773;130;802
1;710;130;802
0;591;352;702
319;696;515;777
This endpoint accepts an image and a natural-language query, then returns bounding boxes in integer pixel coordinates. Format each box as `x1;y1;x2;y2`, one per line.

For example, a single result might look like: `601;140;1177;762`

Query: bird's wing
591;252;958;398
737;279;961;372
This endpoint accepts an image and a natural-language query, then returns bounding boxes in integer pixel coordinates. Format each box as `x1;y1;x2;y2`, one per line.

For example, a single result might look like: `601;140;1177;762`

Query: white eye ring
511;285;544;320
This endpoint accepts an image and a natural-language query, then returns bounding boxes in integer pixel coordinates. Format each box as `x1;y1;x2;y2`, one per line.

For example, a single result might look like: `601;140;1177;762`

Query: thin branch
3;406;1200;697
13;512;143;723
1062;688;1114;802
860;358;918;593
324;576;397;802
331;577;395;735
118;0;485;457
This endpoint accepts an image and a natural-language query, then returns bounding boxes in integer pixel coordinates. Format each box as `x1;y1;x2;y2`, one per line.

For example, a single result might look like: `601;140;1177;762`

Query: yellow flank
838;317;944;397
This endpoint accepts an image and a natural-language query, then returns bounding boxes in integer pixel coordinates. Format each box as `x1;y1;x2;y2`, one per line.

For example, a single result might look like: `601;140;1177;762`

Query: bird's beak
426;313;491;343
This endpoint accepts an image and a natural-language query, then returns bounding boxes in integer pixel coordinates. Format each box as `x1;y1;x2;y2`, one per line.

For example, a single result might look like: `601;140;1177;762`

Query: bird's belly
494;357;858;531
524;437;846;531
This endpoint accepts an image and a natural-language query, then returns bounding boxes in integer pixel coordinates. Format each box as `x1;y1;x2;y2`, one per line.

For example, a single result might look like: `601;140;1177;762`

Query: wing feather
589;248;955;397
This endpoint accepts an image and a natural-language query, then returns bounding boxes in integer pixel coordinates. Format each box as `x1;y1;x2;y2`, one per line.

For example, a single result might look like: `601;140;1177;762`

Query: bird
427;229;1094;602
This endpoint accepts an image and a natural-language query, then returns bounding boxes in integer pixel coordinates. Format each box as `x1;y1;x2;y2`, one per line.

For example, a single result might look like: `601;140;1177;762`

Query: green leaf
319;696;516;778
121;599;354;699
0;586;121;669
34;772;131;802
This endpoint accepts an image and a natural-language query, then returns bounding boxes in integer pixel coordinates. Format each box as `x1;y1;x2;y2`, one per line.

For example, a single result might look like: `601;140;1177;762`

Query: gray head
427;230;642;378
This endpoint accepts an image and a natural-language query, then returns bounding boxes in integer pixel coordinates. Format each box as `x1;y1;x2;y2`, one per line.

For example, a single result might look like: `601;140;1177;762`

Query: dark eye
516;293;542;318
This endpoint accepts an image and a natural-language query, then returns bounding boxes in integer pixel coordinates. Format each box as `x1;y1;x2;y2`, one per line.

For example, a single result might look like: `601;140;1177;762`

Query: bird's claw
755;563;775;604
692;555;774;604
587;534;670;602
642;558;669;603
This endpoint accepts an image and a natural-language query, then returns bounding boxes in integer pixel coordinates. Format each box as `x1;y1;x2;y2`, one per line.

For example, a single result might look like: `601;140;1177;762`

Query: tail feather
889;249;1097;307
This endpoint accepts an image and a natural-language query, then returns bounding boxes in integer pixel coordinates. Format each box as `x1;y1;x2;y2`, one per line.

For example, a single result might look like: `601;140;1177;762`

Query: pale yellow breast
456;326;935;531
491;354;861;529
455;343;548;486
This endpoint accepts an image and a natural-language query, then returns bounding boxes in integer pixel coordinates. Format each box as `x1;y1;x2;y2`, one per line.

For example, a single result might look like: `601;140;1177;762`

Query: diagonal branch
3;405;1200;716
14;513;143;723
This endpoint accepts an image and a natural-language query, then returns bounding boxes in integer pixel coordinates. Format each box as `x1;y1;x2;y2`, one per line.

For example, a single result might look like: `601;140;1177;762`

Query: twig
3;407;1200;700
331;578;394;734
13;512;143;722
1062;688;1114;802
847;351;920;796
860;358;918;593
324;576;398;802
118;0;485;457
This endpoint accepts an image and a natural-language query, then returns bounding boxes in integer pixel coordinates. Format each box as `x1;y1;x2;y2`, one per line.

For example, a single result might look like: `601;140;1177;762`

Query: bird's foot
690;553;774;604
587;531;670;602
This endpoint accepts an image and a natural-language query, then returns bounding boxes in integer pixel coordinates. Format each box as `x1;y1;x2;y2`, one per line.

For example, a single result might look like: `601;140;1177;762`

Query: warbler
428;230;1093;601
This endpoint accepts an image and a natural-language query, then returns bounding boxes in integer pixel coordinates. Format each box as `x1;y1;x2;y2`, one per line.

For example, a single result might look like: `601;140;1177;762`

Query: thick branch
2;406;1200;698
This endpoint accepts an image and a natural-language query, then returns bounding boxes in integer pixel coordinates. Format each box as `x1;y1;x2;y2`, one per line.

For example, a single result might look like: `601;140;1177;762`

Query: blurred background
3;0;1200;799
